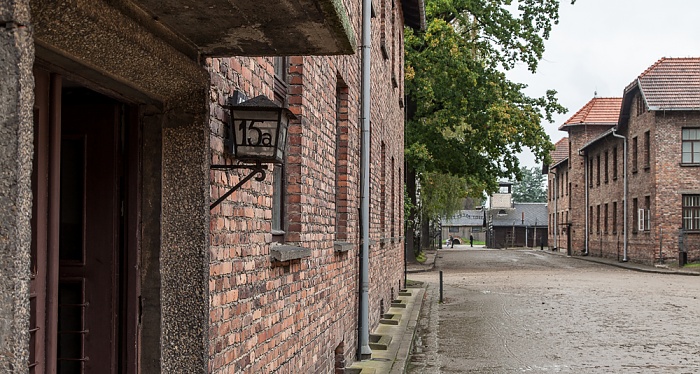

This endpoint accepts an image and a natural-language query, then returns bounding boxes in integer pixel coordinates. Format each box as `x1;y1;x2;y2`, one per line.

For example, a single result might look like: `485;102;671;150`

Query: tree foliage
512;166;547;203
419;171;469;221
405;0;572;194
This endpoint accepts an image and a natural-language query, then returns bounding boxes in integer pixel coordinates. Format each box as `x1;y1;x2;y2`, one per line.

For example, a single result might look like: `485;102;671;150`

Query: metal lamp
210;94;295;210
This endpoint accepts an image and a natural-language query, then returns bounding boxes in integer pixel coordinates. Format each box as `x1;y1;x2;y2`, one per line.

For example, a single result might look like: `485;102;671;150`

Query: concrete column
159;93;210;373
0;3;34;372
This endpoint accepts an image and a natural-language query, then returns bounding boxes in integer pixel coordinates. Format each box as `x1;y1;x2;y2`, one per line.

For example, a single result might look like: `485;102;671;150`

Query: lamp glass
231;108;283;163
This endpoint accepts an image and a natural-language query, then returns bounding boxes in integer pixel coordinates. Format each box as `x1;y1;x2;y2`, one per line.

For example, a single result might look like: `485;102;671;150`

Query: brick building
1;0;424;373
548;98;621;253
547;58;700;264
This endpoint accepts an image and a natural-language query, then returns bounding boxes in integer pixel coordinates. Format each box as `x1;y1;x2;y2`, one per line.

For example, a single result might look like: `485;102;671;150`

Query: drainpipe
549;170;557;250
358;0;372;359
612;129;628;262
579;150;589;256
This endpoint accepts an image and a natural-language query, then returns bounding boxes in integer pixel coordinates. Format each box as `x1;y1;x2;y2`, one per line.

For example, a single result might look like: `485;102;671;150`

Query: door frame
31;65;141;374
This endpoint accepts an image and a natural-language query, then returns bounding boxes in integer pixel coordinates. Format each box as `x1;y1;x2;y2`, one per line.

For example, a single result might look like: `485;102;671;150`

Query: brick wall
582;135;626;260
206;1;406;371
650;110;700;263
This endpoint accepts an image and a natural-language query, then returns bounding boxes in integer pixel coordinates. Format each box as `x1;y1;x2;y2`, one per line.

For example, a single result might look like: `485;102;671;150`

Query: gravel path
408;248;700;373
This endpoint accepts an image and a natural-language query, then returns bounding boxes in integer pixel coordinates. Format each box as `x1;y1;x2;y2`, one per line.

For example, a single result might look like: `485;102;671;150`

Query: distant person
469;234;474;247
449;235;454;248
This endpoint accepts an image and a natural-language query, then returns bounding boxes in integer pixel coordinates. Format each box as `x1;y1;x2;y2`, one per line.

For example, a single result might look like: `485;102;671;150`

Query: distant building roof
444;210;484;227
550;137;569;164
559;97;622;130
489;203;548;227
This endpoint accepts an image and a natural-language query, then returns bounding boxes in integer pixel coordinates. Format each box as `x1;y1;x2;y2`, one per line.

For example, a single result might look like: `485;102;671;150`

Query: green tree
405;0;572;253
512;166;547;202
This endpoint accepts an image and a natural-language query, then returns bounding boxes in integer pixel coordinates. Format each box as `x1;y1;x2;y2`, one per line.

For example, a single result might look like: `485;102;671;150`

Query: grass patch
683;262;700;268
405;279;424;287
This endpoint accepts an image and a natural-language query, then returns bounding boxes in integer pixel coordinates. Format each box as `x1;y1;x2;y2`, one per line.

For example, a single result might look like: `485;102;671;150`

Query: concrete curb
389;286;427;374
347;286;427;374
538;249;700;276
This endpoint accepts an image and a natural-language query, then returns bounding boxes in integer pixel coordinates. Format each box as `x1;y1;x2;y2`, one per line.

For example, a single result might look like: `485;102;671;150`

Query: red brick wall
650;110;700;263
582;135;626;260
206;1;406;372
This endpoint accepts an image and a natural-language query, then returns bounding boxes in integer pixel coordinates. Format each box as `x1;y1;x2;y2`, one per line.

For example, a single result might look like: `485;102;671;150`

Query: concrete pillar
159;94;210;373
0;3;34;371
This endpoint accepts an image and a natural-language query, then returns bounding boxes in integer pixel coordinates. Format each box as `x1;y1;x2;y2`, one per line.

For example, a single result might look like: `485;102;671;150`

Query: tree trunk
420;217;431;251
405;169;417;263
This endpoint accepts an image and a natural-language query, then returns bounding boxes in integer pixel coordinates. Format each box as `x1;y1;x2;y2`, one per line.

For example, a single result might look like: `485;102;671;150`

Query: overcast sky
509;0;700;169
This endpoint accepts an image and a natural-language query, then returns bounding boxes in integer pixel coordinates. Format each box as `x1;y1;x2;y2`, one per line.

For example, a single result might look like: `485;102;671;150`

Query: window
632;198;638;233
272;57;289;237
273;56;288;105
612;147;618;179
643;195;651;231
596;205;600;234
604;150;609;183
335;78;350;240
596;154;600;185
588;158;593;188
612;201;617;234
380;142;386;233
683;195;700;230
272;165;284;233
644;130;650;170
604;203;609;234
589;206;593;233
380;0;389;59
636;94;645;116
560;172;564;197
682;128;700;164
391;157;396;237
632;136;638;172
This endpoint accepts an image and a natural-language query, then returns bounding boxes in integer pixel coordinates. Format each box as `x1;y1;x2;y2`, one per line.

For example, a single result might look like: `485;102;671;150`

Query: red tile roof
634;57;700;110
550;137;569;166
559;97;622;130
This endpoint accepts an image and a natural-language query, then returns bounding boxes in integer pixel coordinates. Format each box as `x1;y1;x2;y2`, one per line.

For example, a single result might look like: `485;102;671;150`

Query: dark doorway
30;69;139;373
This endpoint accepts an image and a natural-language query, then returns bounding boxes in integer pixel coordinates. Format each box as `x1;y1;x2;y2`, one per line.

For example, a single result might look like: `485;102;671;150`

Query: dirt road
408;248;700;373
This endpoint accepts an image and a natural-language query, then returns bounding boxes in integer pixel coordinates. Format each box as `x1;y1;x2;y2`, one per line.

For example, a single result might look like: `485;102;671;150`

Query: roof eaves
579;127;616;152
648;106;700;111
549;156;569;170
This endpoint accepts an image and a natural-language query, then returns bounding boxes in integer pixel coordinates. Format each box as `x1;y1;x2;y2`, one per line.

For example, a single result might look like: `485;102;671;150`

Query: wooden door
58;88;121;373
31;68;140;374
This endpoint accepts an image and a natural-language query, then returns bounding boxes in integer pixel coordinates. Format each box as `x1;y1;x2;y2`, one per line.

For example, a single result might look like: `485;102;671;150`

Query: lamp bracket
210;161;268;210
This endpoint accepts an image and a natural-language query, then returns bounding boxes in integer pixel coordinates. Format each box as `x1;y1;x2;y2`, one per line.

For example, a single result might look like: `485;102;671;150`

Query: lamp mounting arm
210;161;268;210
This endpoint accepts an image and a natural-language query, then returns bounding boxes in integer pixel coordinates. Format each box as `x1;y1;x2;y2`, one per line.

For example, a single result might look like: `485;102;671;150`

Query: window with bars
683;194;700;230
682;128;700;164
